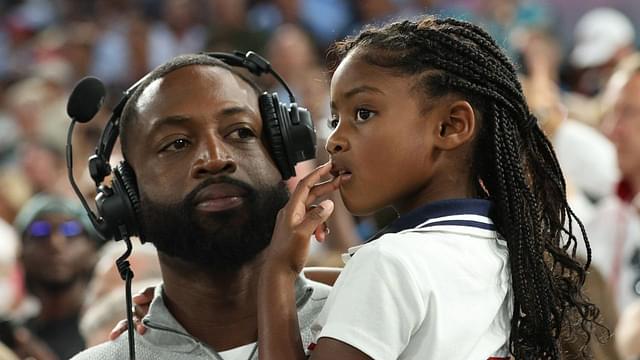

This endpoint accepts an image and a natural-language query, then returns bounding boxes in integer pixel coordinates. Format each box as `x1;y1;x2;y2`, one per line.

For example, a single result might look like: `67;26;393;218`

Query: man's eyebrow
148;106;257;131
148;115;191;131
217;105;256;118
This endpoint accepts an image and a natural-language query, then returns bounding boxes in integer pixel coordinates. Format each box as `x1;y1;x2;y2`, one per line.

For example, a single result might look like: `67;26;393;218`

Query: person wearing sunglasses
10;193;102;360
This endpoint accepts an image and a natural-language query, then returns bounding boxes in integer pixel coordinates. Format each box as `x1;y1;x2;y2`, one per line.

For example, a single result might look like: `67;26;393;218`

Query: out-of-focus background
1;0;640;359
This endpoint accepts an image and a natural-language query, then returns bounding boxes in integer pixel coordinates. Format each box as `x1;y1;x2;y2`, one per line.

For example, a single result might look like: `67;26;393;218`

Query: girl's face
327;52;450;216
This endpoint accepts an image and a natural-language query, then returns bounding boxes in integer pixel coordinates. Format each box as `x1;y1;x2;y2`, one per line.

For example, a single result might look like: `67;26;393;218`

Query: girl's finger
296;199;334;238
288;162;333;211
109;320;128;340
313;222;330;242
305;175;340;207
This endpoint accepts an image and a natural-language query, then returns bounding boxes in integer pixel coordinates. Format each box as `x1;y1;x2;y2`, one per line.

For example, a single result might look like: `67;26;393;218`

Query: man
72;54;330;359
564;7;636;127
587;53;640;312
14;194;102;359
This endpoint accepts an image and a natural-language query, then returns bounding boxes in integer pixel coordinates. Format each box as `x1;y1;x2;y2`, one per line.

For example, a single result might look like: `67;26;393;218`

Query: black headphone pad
111;161;142;239
259;93;294;179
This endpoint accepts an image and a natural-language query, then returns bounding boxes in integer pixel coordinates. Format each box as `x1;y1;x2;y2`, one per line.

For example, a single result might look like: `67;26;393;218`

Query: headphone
68;51;317;243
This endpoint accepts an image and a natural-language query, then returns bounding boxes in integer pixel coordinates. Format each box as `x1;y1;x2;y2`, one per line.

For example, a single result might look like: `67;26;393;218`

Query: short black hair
119;53;262;160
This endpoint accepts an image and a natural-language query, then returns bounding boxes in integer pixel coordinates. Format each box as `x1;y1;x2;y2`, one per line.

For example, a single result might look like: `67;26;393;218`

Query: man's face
606;73;640;180
126;65;288;269
21;213;97;292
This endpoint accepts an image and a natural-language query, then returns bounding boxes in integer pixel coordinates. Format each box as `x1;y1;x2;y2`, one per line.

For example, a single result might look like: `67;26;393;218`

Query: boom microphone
65;76;111;241
67;76;106;123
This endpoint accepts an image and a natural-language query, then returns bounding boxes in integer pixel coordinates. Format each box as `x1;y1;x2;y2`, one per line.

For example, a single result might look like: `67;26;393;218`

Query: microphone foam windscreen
67;77;106;123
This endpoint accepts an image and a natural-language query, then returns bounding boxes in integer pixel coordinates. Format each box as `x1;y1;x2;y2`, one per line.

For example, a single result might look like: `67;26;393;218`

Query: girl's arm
257;163;371;360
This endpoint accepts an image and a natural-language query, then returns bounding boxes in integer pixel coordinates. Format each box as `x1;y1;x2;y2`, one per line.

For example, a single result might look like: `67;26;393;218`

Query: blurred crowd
1;0;640;359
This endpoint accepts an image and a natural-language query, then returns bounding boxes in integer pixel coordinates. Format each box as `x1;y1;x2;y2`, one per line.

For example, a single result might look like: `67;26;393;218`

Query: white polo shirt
310;199;512;360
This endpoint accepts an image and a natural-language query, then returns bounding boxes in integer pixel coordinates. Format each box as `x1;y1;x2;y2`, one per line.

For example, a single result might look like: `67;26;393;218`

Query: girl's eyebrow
331;85;385;110
343;85;385;99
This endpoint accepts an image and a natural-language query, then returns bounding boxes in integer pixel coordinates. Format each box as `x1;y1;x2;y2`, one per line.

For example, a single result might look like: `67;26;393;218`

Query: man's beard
139;177;289;272
24;272;91;295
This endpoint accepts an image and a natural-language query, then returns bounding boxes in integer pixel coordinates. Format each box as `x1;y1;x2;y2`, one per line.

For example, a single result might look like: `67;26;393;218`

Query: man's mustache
184;176;258;209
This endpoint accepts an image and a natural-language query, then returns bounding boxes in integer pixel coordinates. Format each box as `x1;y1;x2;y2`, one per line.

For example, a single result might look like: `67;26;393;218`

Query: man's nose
190;136;237;178
48;231;67;253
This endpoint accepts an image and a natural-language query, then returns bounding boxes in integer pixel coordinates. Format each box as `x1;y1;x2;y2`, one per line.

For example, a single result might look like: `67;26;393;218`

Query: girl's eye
355;109;375;122
328;115;339;129
229;127;257;140
161;138;191;152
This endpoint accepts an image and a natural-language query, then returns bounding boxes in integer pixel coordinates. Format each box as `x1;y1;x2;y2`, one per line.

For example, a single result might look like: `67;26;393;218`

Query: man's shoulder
298;278;330;319
305;278;331;301
71;336;129;360
71;333;163;360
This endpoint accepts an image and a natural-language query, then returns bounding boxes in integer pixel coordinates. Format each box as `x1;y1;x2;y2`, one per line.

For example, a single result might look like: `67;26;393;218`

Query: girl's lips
339;172;353;182
330;165;352;178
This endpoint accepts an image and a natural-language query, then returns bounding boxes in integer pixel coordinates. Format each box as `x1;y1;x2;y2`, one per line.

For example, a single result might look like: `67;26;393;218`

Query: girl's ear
434;100;476;150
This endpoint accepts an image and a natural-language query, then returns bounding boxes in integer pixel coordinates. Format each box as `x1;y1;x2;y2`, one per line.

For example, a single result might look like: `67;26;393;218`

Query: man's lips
193;183;248;212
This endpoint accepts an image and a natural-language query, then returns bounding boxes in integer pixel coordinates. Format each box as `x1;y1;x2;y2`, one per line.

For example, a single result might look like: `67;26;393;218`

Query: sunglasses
27;220;84;238
632;248;640;296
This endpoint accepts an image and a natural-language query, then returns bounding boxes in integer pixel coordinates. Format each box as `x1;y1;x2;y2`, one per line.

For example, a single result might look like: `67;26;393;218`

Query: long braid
329;16;601;359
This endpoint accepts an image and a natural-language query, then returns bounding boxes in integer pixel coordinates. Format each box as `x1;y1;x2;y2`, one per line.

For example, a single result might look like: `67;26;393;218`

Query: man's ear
434;100;476;150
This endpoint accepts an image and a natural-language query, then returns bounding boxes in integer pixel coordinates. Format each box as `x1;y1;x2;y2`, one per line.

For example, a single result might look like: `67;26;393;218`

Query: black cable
116;237;136;360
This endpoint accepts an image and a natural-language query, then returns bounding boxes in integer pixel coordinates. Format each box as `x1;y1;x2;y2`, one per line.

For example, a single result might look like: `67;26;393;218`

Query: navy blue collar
367;198;494;241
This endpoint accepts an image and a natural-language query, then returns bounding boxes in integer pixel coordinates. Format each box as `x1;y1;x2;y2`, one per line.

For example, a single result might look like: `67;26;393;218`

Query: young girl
258;16;600;359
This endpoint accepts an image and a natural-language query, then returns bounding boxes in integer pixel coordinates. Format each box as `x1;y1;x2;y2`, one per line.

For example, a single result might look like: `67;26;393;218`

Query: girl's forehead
330;53;413;99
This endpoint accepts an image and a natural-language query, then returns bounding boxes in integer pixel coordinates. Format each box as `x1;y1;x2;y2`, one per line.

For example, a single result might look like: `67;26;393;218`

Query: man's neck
159;254;264;351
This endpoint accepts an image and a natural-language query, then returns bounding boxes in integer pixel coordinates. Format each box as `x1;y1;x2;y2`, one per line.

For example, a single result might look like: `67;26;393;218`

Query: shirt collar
368;198;494;241
141;275;314;352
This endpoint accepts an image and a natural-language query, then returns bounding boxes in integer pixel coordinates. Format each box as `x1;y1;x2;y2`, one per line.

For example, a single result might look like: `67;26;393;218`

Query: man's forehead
135;65;259;115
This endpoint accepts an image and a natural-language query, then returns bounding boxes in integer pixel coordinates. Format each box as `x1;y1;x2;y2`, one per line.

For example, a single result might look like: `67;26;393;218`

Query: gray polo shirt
72;276;330;359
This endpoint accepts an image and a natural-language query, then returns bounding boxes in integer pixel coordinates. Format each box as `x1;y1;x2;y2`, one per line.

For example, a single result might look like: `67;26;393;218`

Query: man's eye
355;109;375;122
161;139;191;152
328;115;339;129
229;127;256;140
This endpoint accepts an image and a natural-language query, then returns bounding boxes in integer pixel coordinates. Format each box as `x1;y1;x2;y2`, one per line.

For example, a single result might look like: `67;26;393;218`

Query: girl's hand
265;162;341;275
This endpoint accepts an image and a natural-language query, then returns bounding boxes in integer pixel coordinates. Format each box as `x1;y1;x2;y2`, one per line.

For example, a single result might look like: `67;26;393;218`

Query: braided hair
328;17;601;359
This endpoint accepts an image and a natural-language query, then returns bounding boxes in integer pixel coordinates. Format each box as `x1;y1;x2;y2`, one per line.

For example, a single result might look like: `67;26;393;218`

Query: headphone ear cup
112;161;142;239
259;93;294;179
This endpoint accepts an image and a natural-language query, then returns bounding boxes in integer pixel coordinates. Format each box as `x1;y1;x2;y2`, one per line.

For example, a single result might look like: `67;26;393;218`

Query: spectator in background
146;0;207;70
265;24;329;126
12;194;102;359
616;299;640;359
0;217;20;317
247;0;353;50
518;29;619;220
91;0;150;88
587;54;640;312
564;7;636;127
204;0;270;53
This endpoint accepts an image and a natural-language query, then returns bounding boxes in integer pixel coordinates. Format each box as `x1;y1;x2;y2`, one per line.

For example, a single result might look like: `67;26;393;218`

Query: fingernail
323;223;330;235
